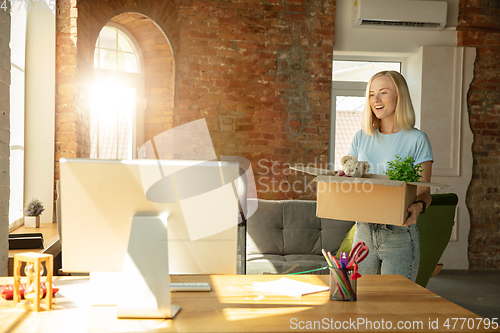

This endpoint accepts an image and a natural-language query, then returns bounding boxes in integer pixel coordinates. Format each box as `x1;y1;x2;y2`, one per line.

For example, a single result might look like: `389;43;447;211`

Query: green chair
416;193;458;288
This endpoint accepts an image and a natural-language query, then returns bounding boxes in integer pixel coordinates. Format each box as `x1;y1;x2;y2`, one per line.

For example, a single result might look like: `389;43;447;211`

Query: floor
426;270;500;319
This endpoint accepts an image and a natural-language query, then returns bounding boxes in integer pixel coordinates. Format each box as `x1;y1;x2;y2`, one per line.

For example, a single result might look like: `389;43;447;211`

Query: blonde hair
361;71;416;136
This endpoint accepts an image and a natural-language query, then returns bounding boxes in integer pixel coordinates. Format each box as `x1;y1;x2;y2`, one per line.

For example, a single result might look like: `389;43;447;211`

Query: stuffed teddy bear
340;155;370;178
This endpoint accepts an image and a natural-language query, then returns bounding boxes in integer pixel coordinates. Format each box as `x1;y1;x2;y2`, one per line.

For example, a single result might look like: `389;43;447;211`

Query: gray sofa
246;199;355;275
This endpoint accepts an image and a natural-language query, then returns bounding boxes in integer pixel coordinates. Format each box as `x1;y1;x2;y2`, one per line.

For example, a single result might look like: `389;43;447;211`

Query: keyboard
170;282;211;292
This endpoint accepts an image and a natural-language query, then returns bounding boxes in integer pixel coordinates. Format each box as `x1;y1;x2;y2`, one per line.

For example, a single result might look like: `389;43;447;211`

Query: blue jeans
353;222;420;281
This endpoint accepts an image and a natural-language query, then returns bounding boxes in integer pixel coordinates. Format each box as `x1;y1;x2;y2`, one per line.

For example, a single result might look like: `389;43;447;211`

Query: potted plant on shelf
23;198;45;228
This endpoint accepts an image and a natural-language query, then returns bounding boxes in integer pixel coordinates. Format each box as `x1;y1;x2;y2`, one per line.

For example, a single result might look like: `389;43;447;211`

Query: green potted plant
24;198;45;228
384;155;423;182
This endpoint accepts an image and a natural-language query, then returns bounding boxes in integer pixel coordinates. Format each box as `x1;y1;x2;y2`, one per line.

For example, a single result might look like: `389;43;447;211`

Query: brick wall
110;12;175;142
174;0;335;199
0;5;10;276
55;0;89;185
55;0;335;201
458;0;500;269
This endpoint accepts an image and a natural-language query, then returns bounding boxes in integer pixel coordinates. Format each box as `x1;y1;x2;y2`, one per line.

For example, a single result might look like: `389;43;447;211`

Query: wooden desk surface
0;275;492;333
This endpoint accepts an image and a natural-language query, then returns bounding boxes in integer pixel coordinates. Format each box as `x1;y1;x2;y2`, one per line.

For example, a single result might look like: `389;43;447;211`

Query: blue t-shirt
348;128;433;175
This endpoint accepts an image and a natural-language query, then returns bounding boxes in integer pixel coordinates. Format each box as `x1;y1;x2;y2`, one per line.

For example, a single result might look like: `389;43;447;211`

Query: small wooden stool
13;253;53;311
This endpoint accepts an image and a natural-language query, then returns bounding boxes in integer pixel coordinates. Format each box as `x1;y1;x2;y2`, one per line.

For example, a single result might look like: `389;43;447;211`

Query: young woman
348;70;433;281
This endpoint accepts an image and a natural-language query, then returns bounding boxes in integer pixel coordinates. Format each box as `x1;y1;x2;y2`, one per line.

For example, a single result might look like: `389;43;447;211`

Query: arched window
94;26;139;73
91;24;144;160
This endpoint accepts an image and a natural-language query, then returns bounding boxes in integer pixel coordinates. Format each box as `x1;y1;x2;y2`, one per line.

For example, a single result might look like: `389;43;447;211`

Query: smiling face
369;75;398;121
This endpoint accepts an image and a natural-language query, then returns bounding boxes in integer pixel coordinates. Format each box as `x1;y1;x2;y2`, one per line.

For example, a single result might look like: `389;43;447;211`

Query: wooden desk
0;275;492;333
8;223;61;276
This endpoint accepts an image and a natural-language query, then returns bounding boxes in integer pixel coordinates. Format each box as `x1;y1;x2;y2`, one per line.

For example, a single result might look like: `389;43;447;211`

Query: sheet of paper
253;277;329;297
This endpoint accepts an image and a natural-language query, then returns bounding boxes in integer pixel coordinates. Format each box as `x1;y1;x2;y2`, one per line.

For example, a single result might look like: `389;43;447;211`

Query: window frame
94;23;143;74
329;84;367;168
91;23;145;160
330;56;405;168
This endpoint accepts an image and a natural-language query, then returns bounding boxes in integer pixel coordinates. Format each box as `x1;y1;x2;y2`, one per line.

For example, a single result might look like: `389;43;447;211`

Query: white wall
24;4;56;224
424;47;475;269
406;50;424;129
9;7;27;231
334;0;458;54
0;1;11;277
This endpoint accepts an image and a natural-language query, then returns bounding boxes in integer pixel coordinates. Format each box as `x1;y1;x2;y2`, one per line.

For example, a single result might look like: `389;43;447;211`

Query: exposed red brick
460;0;500;269
54;0;334;214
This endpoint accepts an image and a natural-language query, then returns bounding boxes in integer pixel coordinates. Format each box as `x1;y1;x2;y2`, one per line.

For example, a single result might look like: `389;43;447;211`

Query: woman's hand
404;202;423;226
403;161;432;227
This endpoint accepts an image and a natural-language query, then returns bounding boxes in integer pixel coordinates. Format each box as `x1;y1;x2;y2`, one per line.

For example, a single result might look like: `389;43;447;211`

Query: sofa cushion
246;199;284;256
283;200;322;255
246;199;355;275
321;218;356;255
246;254;329;275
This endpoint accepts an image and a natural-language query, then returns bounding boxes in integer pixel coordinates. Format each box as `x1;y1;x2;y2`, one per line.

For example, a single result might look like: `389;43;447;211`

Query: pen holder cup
329;267;357;301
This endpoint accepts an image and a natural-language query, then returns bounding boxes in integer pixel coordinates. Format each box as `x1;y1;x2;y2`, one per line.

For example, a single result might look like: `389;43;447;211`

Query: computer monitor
60;158;239;275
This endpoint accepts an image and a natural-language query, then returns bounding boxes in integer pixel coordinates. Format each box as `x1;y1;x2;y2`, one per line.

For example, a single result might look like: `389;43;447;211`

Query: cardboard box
292;166;448;226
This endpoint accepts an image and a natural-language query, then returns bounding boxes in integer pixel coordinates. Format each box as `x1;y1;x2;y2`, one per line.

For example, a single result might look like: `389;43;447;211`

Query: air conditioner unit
352;0;447;31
